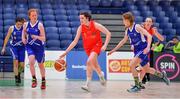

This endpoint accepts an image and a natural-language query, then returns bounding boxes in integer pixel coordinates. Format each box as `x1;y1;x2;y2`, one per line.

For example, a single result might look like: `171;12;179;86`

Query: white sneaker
100;71;106;86
81;85;90;92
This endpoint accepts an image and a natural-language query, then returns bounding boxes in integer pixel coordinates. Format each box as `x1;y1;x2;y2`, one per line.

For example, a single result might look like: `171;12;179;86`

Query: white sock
85;77;91;86
99;71;104;78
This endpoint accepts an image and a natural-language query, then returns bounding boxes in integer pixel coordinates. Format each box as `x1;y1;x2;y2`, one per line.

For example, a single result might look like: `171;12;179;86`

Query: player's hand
101;45;107;52
31;35;38;40
22;38;27;44
131;46;134;51
59;52;67;59
1;48;5;55
108;50;114;56
151;46;155;51
143;47;150;54
169;40;173;43
153;27;158;32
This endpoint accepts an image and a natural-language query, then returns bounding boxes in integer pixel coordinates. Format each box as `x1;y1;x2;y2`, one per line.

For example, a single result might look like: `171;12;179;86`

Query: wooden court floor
0;80;179;99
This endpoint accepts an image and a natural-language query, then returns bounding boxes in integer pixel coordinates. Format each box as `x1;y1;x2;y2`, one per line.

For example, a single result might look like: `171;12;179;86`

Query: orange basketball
54;59;66;72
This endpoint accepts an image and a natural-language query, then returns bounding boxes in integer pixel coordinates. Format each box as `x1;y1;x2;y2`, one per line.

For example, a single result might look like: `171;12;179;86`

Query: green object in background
153;43;164;52
0;78;24;86
173;42;180;53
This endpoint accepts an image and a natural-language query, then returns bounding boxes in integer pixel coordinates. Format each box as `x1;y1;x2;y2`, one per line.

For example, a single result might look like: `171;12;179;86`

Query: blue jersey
127;24;149;66
9;25;25;62
25;21;45;63
26;21;44;46
10;26;23;46
127;24;147;50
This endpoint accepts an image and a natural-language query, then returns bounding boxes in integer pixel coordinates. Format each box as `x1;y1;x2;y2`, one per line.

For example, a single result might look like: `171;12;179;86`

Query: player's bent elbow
108;32;111;37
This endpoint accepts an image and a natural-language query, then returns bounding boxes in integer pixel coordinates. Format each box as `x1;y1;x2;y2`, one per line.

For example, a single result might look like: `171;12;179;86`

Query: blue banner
66;51;106;80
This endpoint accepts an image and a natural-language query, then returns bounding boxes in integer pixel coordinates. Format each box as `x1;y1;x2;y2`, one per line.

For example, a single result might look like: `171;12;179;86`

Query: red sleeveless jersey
144;27;155;36
81;20;103;50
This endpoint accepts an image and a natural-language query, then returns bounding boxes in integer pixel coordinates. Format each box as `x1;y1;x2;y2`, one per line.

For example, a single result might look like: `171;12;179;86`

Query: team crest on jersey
13;32;16;35
35;29;38;32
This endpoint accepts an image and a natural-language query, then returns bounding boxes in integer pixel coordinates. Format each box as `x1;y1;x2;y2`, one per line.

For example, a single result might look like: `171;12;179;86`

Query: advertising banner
153;52;180;81
109;59;131;73
24;51;66;79
66;51;106;80
107;52;134;80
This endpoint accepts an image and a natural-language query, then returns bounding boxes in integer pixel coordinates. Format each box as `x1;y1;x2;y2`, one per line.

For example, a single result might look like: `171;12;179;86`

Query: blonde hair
28;8;38;16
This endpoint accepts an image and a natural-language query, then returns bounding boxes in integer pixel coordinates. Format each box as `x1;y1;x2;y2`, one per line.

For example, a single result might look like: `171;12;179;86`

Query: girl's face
123;18;131;28
79;15;88;25
145;18;153;28
16;21;23;28
29;11;38;22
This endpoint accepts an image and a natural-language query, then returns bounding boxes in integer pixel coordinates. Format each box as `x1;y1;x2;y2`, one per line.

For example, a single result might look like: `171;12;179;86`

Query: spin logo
155;54;180;80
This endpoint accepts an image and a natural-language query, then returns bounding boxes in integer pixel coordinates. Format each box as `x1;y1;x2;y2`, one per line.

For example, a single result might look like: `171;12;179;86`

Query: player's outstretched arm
59;26;81;59
108;30;128;55
153;27;164;41
1;26;13;55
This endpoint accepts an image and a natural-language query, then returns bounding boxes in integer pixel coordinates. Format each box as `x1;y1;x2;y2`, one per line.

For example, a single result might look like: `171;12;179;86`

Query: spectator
171;36;180;53
151;41;164;52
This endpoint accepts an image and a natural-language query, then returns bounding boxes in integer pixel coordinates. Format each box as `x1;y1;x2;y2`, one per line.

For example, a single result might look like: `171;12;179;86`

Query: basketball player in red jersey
59;12;111;92
143;17;164;41
136;17;164;88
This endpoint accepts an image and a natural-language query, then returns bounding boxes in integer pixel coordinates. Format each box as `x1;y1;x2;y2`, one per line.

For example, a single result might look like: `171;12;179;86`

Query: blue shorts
26;44;45;63
134;42;149;67
134;51;149;66
10;45;25;62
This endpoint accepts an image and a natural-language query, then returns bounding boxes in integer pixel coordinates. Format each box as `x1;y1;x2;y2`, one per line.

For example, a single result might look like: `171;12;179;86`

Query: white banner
24;51;66;79
107;52;134;80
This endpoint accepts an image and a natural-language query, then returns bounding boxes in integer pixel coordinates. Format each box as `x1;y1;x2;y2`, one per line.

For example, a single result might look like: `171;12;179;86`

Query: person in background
1;17;25;86
140;17;164;85
169;36;180;53
22;8;46;89
151;40;164;52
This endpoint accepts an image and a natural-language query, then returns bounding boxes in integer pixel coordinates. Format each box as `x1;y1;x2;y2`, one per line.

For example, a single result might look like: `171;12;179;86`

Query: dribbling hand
59;52;67;59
